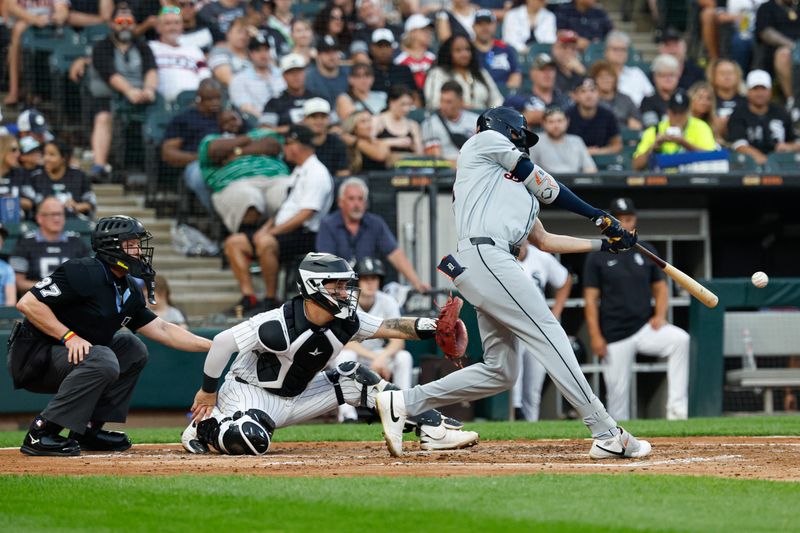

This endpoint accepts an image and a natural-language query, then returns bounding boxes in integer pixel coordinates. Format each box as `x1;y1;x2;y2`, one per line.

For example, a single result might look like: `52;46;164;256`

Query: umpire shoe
375;390;407;457
20;431;80;457
589;427;651;459
69;429;132;452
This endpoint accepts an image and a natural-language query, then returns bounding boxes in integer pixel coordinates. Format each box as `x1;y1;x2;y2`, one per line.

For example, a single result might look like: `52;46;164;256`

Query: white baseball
751;271;769;288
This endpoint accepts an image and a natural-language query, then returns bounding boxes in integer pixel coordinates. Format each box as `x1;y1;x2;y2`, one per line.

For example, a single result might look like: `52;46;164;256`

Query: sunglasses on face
114;16;135;25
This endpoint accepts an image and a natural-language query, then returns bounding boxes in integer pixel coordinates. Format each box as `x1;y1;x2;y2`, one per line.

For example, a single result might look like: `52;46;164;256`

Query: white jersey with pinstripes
454;130;539;246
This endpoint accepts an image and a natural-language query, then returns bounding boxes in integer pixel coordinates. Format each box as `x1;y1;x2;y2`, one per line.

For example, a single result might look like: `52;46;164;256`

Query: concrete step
161;268;233;281
93;184;125;196
153;255;222;270
96;196;143;207
169;278;241;292
172;292;240;316
95;207;155;220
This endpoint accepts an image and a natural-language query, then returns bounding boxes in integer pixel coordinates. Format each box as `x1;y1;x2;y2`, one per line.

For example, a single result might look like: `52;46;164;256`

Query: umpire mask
92;215;157;303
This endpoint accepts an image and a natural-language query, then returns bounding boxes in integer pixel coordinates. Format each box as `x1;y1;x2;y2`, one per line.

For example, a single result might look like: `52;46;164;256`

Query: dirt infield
2;437;799;481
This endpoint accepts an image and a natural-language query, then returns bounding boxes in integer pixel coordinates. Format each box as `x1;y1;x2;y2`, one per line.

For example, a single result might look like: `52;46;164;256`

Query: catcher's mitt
435;294;468;364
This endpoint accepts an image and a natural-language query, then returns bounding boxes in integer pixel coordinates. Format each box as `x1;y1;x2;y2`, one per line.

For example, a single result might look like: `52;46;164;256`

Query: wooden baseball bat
595;217;719;308
633;244;719;308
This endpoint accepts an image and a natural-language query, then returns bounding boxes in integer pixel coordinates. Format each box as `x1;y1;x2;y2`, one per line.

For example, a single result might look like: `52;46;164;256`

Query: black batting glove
600;230;638;254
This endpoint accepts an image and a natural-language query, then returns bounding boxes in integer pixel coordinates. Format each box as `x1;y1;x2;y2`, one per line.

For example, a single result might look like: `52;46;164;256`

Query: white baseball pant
603;322;689;421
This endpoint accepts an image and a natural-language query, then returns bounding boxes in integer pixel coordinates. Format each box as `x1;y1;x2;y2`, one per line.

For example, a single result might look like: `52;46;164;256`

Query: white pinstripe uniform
211;303;382;428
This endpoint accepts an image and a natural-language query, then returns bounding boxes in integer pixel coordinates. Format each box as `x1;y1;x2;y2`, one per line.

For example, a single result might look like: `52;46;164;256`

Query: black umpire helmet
92;215;156;281
354;257;386;279
477;107;539;153
297;252;360;320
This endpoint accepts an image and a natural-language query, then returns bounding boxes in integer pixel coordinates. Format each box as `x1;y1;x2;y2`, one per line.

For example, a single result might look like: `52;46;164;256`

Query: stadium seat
581;42;642;67
592;152;631;171
407;107;428;124
621;127;642;147
22;26;79;53
174;90;198;112
63;218;94;235
764;152;800;173
291;1;325;17
729;152;761;172
524;44;554;69
79;24;110;45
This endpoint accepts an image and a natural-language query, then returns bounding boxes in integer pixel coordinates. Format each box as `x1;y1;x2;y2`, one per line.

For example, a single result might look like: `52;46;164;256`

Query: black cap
286;124;315;147
317;35;340;53
609;197;636;216
668;88;689;112
354;256;386;278
248;33;270;50
657;27;682;43
474;9;495;23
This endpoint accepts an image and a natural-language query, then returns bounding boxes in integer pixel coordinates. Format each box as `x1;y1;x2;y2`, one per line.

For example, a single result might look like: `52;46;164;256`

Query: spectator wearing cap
372;85;424;157
567;77;621;155
176;0;214;52
229;35;286;121
552;30;586;93
262;53;319;133
207;17;252;86
434;0;479;43
10;197;90;293
502;0;557;54
755;0;800;114
18;136;44;173
727;70;800;166
472;9;522;92
0;135;34;216
555;0;613;50
351;0;400;49
302;98;351;177
149;6;210;104
4;0;69;106
370;29;420;104
424;34;503;110
305;36;350;107
313;3;350;51
161;78;223;213
199;109;290;235
603;31;654;107
656;28;705;91
395;14;437;92
421;81;479;161
29;140;96;218
504;53;571;128
196;0;246;44
583;197;689;421
530;107;596;173
0;223;16;306
17;109;53;145
227;124;333;312
315;176;430;293
336;63;389;121
633;88;717;170
590;60;642;131
640;54;682;129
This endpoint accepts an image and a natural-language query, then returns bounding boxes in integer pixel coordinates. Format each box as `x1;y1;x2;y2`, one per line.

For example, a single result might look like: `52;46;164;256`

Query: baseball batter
376;107;651;459
182;253;478;455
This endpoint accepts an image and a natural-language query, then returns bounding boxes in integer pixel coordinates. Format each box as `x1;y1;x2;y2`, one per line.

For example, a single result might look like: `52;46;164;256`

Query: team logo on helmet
297;253;360;320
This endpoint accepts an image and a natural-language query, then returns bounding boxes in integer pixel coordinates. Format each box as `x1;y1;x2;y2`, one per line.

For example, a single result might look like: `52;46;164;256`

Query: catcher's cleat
69;429;132;452
419;424;479;451
181;421;209;454
375;390;407;457
20;431;80;457
589;427;651;459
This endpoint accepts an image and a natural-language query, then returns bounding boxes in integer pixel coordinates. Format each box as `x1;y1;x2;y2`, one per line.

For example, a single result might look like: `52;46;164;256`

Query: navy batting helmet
477;107;539;153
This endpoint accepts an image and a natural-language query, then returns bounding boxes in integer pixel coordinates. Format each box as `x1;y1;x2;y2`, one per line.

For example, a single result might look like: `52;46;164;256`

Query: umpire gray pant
26;332;149;434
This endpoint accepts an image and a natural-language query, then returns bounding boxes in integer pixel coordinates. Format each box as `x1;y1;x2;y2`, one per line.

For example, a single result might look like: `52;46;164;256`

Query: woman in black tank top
372;85;423;158
341;110;393;173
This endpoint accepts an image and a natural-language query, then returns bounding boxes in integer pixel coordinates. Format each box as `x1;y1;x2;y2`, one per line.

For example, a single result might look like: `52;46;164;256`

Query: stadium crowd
1;0;800;417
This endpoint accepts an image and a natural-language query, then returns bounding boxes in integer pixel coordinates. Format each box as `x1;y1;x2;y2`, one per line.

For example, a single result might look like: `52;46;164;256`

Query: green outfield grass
0;474;798;532
1;415;798;448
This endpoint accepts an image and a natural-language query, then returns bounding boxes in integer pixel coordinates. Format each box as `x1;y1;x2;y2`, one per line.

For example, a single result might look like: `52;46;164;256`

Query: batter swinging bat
597;218;719;308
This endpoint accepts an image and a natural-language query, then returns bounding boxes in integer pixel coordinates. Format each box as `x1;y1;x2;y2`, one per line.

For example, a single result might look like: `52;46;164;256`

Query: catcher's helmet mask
477;106;539;153
92;215;157;302
297;253;361;320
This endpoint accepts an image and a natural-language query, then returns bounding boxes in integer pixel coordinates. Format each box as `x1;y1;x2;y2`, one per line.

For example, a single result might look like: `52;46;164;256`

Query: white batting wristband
523;164;560;204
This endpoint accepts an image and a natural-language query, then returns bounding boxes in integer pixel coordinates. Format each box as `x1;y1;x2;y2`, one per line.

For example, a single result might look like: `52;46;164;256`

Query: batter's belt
458;237;521;258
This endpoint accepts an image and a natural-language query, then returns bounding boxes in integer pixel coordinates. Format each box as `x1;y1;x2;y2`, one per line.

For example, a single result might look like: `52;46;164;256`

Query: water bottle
742;328;757;370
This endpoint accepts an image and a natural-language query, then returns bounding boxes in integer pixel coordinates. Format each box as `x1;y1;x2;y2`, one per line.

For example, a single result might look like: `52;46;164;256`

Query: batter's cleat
375;390;407;457
589;427;652;459
181;421;209;454
69;429;132;452
20;431;80;457
419;423;480;451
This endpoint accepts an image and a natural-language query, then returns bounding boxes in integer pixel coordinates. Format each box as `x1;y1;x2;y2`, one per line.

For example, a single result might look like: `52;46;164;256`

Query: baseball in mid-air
751;271;769;288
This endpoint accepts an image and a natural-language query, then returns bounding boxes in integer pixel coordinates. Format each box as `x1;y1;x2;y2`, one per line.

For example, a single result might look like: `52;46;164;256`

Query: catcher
182;252;477;455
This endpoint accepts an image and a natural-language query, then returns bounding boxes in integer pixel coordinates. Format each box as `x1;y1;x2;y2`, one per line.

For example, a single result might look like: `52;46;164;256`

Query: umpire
8;215;212;456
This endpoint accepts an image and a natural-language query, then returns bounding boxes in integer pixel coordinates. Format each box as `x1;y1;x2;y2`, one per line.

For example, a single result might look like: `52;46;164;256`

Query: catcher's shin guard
325;361;389;409
191;409;276;455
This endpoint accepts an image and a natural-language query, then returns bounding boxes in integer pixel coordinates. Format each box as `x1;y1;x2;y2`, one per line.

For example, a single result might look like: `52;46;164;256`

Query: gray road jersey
453;130;540;245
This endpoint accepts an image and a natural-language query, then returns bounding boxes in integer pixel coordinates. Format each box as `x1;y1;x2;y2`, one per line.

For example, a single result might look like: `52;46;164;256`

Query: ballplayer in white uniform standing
375;106;652;459
182;253;478;455
334;257;414;422
512;244;572;422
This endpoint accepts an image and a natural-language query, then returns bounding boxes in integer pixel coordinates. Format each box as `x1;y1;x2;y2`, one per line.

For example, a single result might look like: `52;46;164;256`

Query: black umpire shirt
583;241;665;343
27;257;157;346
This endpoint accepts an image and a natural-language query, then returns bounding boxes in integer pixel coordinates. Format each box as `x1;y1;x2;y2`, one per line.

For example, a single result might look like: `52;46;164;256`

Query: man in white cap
17;109;53;144
394;13;436;91
305;36;349;106
262;53;319;133
727;69;800;166
302;98;350;177
369;28;420;105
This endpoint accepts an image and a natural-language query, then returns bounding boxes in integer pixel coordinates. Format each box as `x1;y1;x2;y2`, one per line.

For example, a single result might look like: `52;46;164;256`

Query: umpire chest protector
253;297;360;397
